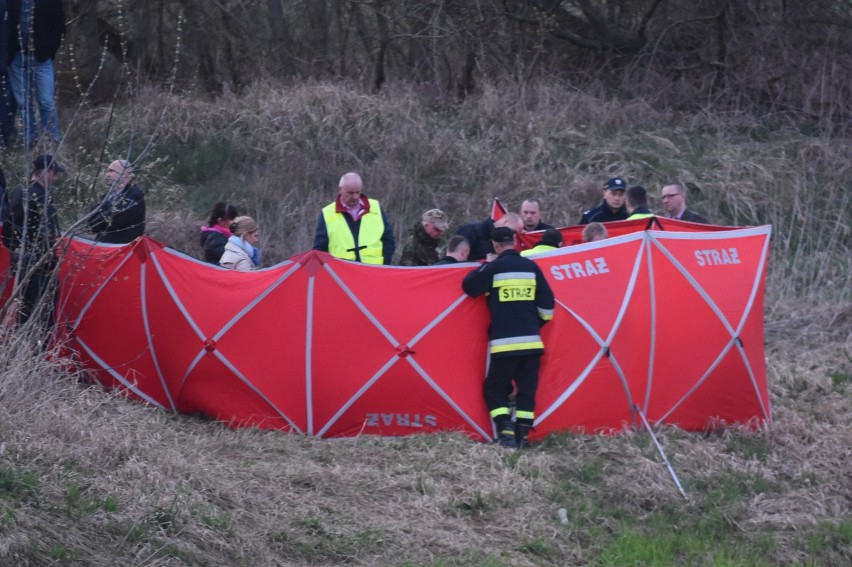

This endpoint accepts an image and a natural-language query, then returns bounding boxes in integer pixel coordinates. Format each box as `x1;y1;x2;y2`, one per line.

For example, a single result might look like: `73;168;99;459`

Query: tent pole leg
634;405;688;500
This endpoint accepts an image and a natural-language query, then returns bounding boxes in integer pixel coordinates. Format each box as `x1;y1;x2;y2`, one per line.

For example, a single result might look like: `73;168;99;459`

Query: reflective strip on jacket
461;250;555;358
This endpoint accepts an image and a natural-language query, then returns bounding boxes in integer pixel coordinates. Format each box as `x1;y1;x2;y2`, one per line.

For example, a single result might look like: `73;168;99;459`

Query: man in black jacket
626;185;654;219
454;217;493;262
434;235;469;265
7;0;65;147
520;198;555;232
456;213;524;262
88;159;145;244
580;177;629;224
1;154;63;327
660;183;709;223
462;226;555;449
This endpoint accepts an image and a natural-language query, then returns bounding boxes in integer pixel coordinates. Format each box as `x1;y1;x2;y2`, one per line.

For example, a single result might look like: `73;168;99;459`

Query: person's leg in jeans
32;57;60;142
8;53;38;148
0;72;17;147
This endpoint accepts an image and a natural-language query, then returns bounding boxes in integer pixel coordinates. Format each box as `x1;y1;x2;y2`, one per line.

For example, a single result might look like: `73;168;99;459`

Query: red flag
490;198;507;221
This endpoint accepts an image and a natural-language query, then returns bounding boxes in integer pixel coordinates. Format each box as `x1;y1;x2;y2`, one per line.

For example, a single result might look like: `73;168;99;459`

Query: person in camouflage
399;208;449;266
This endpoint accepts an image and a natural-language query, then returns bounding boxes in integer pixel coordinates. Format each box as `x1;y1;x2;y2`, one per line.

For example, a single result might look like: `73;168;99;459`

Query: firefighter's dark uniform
462;231;555;447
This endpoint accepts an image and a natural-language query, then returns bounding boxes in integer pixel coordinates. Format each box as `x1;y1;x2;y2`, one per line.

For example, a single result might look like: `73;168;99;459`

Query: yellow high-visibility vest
323;199;385;264
520;244;558;256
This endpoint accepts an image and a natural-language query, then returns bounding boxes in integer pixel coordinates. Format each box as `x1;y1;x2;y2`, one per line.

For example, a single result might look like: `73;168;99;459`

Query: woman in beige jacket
219;216;260;271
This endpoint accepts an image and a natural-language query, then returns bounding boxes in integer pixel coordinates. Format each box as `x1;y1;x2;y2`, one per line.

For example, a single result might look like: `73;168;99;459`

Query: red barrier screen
14;220;770;441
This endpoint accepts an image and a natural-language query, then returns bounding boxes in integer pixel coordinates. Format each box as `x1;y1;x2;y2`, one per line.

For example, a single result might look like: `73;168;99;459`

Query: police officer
462;226;555;448
580;177;629;224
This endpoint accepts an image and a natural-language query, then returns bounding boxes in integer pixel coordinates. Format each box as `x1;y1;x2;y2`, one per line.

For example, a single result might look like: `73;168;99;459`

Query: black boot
495;418;517;448
516;422;532;449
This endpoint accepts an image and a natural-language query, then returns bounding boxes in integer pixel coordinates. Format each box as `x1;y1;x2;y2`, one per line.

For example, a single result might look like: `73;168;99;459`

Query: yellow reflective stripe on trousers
490;407;511;419
516;410;534;421
489;335;544;354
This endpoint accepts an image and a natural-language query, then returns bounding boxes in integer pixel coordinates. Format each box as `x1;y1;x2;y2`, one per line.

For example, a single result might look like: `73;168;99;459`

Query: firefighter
462;226;555;448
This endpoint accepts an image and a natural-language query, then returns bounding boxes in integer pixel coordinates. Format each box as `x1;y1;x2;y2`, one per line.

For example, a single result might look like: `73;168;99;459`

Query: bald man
313;172;395;264
88;159;146;244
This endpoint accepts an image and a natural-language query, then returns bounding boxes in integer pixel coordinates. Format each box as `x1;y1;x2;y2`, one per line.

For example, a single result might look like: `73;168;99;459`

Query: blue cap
604;177;626;190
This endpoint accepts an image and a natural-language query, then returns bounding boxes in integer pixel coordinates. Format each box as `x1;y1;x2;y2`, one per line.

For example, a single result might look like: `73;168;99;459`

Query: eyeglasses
661;193;683;200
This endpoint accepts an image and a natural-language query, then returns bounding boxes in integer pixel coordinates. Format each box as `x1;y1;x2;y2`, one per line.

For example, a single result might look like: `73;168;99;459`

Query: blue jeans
0;72;16;146
8;53;61;145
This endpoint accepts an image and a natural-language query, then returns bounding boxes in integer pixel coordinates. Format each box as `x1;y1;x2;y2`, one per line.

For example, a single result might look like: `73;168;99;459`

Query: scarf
227;235;260;267
200;224;231;237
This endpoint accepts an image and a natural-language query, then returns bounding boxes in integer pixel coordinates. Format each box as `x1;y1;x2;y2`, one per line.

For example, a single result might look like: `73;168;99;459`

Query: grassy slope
1;329;848;566
1;81;850;565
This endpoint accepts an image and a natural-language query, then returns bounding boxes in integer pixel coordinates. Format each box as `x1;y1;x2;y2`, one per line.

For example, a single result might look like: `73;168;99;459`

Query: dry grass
28;80;846;309
0;79;850;565
0;300;849;565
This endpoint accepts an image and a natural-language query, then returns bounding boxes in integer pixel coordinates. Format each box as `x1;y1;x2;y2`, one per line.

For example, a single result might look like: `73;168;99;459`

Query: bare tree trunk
157;0;166;75
430;0;445;97
458;46;476;98
712;0;729;98
335;0;347;77
373;0;391;92
267;0;295;76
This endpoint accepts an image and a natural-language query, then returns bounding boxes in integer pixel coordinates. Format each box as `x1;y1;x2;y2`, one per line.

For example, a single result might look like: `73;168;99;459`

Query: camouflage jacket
399;222;441;266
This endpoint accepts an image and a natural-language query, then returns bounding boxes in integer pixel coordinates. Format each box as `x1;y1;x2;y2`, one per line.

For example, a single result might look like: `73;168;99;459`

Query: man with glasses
660;183;708;223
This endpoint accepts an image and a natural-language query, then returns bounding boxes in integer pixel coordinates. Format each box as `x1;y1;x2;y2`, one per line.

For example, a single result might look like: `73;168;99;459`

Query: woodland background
0;1;849;565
